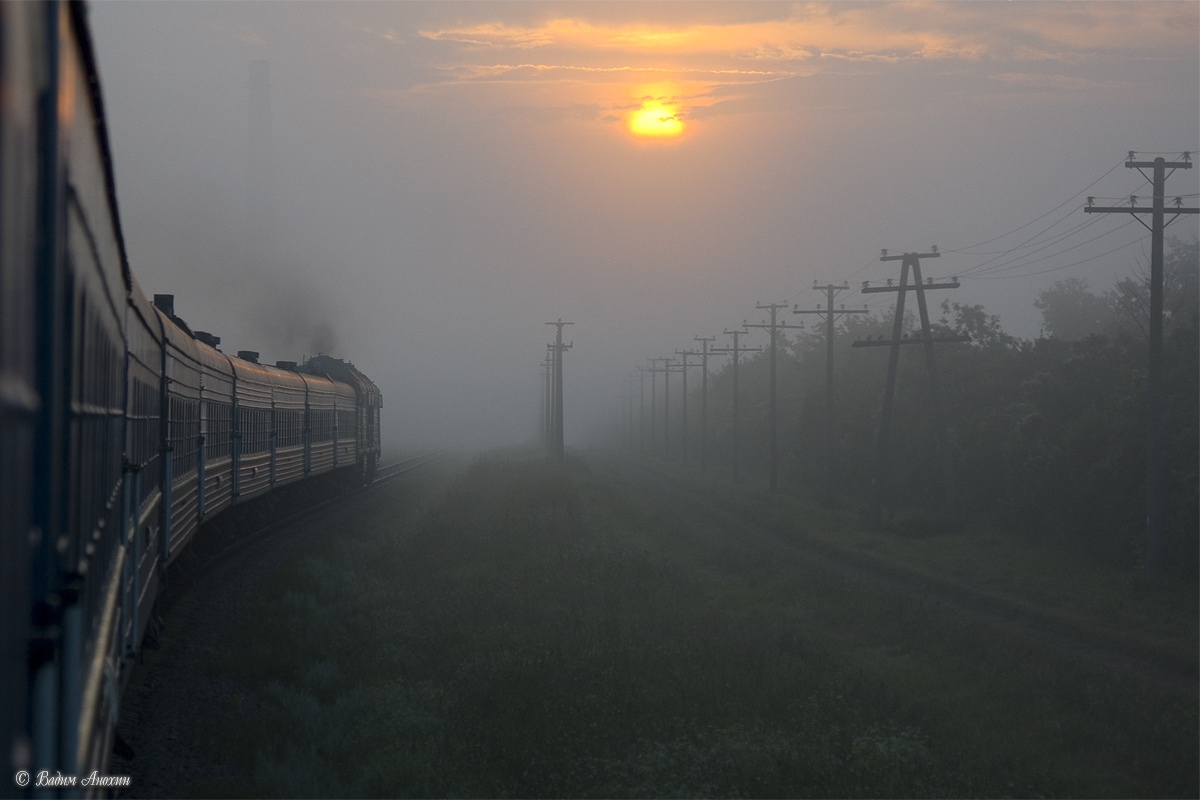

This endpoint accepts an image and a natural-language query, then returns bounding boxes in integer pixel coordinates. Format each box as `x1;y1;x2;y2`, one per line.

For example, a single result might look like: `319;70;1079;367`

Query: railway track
589;451;1198;697
373;452;442;484
164;453;441;590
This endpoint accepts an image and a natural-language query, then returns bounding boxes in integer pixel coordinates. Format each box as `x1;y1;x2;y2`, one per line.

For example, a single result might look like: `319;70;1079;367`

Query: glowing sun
629;101;684;138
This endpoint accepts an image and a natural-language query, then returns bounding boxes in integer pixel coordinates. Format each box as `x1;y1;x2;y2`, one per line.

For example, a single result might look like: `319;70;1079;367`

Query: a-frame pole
910;259;959;524
868;258;911;528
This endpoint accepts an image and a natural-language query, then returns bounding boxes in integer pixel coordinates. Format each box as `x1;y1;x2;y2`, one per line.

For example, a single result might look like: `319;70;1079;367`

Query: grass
635;452;1199;660
191;451;1197;798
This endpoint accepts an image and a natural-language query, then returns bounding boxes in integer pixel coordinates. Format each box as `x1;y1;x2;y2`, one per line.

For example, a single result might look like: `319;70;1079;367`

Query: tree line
682;237;1197;581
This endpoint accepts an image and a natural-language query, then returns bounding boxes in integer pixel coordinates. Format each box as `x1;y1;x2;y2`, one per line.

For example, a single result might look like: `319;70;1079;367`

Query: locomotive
0;1;382;785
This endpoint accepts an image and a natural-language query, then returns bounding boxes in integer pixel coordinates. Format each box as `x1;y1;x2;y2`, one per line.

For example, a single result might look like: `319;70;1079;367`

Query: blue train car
1;2;385;786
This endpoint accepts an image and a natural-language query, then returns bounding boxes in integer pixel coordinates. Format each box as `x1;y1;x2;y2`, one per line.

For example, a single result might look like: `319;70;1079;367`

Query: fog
88;1;1199;453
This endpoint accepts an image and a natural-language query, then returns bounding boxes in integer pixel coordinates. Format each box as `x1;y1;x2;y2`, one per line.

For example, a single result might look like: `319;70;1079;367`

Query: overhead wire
954;214;1103;258
943;159;1124;254
655;157;1193;366
968;218;1139;278
970;231;1149;281
960;215;1127;277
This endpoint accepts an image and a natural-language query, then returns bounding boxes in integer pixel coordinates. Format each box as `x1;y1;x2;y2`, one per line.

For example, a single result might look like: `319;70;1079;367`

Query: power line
962;217;1136;277
968;223;1144;280
953;214;1102;257
955;203;1109;274
944;159;1125;254
969;231;1147;281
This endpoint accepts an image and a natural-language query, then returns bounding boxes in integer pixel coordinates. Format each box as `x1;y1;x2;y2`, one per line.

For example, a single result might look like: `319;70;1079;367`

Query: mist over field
75;8;1200;796
88;1;1198;452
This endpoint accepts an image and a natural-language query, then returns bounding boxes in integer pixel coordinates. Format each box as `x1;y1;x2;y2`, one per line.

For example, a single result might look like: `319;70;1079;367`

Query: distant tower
246;59;273;258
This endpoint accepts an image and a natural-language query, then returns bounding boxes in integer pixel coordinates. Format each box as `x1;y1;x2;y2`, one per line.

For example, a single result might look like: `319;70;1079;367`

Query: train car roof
68;1;134;295
229;356;308;390
301;355;382;406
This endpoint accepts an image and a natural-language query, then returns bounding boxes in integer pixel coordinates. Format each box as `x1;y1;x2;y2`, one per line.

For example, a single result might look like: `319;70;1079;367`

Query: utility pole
711;329;762;481
794;283;869;498
674;349;700;462
626;373;639;450
545;319;574;460
744;302;805;492
856;249;967;528
694;336;715;471
661;357;679;459
1085;152;1197;581
543;344;555;448
636;366;649;453
540;351;552;447
647;357;668;456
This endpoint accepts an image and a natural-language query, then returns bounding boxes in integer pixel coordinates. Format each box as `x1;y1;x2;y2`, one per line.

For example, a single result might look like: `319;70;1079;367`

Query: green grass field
194;452;1197;798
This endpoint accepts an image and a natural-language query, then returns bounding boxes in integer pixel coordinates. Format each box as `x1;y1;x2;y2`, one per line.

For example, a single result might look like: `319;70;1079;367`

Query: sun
628;101;684;138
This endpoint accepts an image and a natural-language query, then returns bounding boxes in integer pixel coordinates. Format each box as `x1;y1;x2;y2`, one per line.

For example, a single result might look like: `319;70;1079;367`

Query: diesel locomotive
0;1;382;785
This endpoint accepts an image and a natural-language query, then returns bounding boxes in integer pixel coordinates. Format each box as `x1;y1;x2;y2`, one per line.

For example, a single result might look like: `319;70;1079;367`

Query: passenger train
0;2;382;785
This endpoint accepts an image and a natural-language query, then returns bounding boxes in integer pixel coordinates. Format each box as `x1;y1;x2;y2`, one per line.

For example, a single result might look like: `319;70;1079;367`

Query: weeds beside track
120;450;1199;798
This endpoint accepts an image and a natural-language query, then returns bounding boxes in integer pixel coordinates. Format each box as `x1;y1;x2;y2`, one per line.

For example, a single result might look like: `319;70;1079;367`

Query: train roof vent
275;360;297;371
194;331;221;349
153;294;175;316
237;350;260;364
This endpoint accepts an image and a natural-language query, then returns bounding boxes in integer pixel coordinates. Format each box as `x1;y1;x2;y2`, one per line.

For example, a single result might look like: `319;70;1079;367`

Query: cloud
994;72;1135;93
417;9;989;63
392;2;1192;131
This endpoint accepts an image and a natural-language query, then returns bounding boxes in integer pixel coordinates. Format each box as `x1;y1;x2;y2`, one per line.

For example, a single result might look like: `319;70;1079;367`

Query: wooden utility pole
857;249;967;528
635;367;649;453
545;319;574;459
625;376;637;450
543;344;555;447
674;349;700;461
745;303;804;492
1085;152;1197;581
661;357;682;459
694;336;715;471
712;329;762;481
794;283;869;498
647;357;669;456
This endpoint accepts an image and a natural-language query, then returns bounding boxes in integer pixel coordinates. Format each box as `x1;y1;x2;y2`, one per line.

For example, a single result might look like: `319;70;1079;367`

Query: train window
239;407;266;454
170;396;198;475
311;409;333;442
206;401;231;459
278;409;302;447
